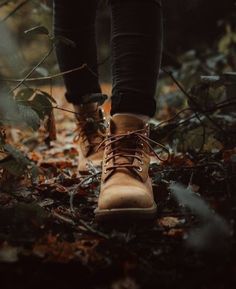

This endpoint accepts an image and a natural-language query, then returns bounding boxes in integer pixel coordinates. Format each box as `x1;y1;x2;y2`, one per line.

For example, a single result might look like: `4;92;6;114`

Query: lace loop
97;128;170;174
73;108;106;151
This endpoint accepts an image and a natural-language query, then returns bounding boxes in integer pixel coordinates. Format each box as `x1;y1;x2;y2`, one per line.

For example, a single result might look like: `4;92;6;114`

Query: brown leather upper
101;116;150;183
98;115;155;210
74;105;106;172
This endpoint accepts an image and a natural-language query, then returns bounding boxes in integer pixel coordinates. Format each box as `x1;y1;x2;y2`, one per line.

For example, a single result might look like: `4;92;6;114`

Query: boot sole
94;204;157;223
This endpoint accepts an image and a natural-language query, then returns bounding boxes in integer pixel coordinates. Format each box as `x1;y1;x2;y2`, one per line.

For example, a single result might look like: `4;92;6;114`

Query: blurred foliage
0;0;53;77
154;6;236;153
0;85;56;184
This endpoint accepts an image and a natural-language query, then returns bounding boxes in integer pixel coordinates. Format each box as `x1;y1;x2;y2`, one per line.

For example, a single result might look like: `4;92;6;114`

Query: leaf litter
0;83;235;289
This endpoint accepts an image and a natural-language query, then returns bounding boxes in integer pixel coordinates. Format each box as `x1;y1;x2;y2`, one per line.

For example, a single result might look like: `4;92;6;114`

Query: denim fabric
53;0;163;117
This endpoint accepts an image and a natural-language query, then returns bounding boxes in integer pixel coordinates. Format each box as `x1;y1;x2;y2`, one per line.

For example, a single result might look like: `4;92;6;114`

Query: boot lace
74;108;107;152
97;129;170;174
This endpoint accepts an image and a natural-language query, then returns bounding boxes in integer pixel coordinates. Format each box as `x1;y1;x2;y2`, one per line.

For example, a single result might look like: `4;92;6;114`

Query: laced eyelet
74;135;80;142
139;160;144;165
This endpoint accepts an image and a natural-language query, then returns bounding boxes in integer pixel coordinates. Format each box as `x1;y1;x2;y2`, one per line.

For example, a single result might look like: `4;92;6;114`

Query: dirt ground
0;84;236;289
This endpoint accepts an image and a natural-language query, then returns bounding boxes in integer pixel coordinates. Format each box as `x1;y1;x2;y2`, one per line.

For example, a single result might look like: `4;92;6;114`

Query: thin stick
162;68;226;133
10;45;54;93
69;172;101;212
162;68;200;108
0;64;87;83
52;212;76;226
53;106;78;116
78;219;109;240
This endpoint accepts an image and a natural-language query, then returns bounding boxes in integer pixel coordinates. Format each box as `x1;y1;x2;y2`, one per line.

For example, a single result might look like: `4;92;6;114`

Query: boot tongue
109;115;146;176
111;115;145;134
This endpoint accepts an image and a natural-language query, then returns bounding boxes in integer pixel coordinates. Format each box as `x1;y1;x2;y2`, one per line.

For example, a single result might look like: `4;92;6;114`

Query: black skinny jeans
53;0;163;117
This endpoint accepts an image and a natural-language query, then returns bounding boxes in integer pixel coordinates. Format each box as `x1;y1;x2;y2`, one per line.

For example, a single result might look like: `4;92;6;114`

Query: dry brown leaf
158;216;184;228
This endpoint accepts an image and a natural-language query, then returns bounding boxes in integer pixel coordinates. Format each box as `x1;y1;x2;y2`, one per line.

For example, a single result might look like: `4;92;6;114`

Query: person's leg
96;0;163;222
53;0;101;104
110;0;163;117
53;1;106;173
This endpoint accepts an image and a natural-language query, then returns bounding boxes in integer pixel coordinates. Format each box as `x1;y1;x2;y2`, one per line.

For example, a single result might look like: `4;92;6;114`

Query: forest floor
0;85;236;289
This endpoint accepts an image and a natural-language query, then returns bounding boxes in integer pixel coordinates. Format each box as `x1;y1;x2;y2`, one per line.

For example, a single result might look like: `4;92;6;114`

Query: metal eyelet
104;162;108;167
136;166;143;172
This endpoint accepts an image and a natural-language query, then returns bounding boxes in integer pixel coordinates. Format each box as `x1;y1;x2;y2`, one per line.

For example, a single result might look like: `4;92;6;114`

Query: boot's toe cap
98;184;154;210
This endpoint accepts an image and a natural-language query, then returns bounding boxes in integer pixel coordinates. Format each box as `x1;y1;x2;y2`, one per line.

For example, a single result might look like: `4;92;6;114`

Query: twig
52;209;109;239
217;97;236;105
78;219;109;240
69;172;101;212
53;106;78;116
188;171;195;188
215;101;236;110
154;108;193;130
0;64;87;83
162;68;200;109
1;0;30;22
162;68;226;133
52;211;76;226
0;56;108;83
154;162;228;173
155;99;236;133
10;45;54;93
195;112;206;153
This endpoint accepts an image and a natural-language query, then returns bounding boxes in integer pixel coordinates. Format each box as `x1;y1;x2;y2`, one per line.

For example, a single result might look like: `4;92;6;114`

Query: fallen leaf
158;216;185;228
40;159;74;169
164;228;185;237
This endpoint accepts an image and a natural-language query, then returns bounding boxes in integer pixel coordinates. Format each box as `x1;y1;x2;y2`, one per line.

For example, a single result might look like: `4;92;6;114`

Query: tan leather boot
95;115;158;222
74;103;106;174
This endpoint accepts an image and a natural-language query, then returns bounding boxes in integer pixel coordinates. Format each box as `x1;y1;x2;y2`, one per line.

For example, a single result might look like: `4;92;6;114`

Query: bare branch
0;64;87;83
10;45;54;93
